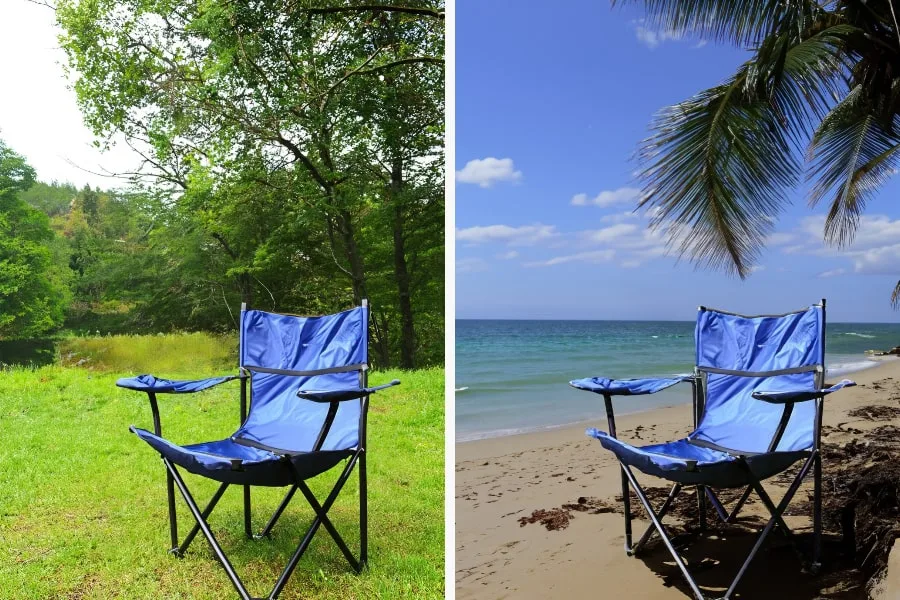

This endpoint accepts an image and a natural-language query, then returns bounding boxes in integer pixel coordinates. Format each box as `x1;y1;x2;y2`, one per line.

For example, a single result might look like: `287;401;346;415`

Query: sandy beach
456;359;900;599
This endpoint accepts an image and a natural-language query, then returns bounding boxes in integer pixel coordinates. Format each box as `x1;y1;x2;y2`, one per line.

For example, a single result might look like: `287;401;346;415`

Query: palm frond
638;71;794;277
892;280;900;309
612;0;825;46
807;85;900;246
637;23;852;278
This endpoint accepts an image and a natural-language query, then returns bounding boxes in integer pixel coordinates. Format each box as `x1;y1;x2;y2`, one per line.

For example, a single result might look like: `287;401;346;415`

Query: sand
455;359;900;599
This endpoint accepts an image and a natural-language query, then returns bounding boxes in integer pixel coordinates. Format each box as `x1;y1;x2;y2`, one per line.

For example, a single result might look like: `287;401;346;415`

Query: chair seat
131;427;352;486
589;429;810;488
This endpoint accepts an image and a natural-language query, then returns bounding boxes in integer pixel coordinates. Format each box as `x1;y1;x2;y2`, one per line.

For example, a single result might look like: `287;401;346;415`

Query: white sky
0;0;142;189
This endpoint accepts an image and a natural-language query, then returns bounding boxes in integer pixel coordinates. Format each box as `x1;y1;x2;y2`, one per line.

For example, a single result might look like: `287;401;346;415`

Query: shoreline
456;356;900;599
457;355;898;444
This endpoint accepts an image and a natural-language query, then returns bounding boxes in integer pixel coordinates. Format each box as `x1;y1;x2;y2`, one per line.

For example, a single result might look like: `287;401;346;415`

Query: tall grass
58;332;238;374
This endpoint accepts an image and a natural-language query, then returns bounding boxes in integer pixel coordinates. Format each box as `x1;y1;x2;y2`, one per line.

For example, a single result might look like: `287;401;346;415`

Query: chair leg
163;460;253;600
159;455;366;600
726;486;753;522
621;467;633;554
269;453;363;599
243;485;252;538
296;480;360;573
619;454;818;600
632;483;681;555
166;470;178;552
174;481;229;557
360;451;368;568
721;455;817;599
621;465;706;600
256;485;298;539
812;452;822;572
704;488;729;523
697;485;707;531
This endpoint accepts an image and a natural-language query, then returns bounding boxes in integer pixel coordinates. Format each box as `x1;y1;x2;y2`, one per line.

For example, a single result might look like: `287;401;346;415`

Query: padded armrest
569;375;693;396
296;379;401;402
752;378;856;404
116;374;237;394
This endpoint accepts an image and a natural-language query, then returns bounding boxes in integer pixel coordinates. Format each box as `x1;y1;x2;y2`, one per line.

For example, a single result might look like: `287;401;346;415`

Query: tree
57;0;445;367
619;1;900;304
0;140;67;339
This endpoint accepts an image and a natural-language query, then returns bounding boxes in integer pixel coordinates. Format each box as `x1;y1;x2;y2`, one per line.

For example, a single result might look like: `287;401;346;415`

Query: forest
0;1;444;369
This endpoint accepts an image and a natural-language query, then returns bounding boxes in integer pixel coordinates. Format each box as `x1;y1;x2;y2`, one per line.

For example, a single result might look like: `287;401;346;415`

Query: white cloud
694;40;708;49
456;157;522;188
749;265;766;274
767;232;794;246
456;257;488;274
850;244;900;275
586;223;638;243
456;224;557;246
525;249;616;268
634;20;683;49
780;214;900;277
818;268;846;278
497;250;519;260
599;211;640;224
571;186;642;208
621;259;642;269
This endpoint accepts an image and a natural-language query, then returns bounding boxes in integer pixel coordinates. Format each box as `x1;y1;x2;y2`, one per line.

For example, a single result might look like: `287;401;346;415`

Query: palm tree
621;0;900;305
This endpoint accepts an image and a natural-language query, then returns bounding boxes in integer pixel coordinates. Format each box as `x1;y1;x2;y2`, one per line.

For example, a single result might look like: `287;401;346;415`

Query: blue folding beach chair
117;301;399;600
571;300;854;600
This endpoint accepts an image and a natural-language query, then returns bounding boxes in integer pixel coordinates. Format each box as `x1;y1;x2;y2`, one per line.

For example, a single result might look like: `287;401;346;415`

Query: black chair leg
360;451;368;567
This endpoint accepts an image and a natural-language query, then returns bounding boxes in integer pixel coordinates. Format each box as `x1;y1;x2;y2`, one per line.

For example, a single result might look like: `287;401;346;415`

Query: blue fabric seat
571;301;855;600
590;431;811;488
117;302;399;600
129;428;352;487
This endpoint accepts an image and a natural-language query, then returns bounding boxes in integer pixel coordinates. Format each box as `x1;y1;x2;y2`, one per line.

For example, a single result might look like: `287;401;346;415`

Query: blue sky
456;1;900;323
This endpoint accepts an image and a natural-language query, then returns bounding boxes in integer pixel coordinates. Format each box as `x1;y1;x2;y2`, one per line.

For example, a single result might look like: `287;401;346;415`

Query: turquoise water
456;319;900;441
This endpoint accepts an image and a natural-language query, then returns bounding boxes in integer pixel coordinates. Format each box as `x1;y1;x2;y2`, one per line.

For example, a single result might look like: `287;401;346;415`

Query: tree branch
356;56;443;74
297;4;444;19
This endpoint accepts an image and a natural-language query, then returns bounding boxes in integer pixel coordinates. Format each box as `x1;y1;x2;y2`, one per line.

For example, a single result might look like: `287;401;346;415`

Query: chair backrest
690;303;825;454
234;304;368;453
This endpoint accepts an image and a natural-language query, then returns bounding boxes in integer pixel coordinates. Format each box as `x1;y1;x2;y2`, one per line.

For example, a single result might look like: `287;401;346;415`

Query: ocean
455;319;900;442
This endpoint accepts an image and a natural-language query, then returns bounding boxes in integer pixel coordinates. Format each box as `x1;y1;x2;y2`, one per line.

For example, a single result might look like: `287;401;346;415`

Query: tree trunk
336;207;368;305
237;272;253;308
390;158;416;369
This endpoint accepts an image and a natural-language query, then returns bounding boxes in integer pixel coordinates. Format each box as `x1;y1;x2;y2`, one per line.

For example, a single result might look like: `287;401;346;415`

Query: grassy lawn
0;336;444;599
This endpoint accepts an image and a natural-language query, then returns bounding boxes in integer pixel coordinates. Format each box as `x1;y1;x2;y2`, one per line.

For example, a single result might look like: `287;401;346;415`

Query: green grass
0;348;444;599
58;332;238;373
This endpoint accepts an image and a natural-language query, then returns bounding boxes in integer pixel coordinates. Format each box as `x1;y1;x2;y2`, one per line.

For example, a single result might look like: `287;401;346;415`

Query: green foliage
0;141;68;339
18;180;77;217
56;0;445;365
624;1;900;301
0;360;444;599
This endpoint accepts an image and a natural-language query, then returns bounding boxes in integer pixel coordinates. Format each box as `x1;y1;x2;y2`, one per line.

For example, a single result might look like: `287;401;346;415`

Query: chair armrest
296;379;401;402
116;374;237;394
569;375;693;396
752;378;856;404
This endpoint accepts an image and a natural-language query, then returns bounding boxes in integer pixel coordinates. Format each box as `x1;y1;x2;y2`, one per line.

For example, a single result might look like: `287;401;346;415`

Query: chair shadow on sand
632;517;867;599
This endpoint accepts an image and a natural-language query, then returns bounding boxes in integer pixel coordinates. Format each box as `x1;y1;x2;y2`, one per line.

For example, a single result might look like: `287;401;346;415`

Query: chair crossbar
161;450;365;600
618;450;819;600
632;483;682;555
173;480;230;557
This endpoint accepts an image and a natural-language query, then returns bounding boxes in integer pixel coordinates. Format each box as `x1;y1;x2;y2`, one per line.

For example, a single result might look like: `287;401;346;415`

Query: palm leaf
612;0;824;46
892;280;900;309
807;84;900;247
637;23;851;278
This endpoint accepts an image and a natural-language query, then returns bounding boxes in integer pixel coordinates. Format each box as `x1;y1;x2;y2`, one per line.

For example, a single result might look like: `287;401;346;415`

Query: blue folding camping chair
117;301;399;600
571;300;854;600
